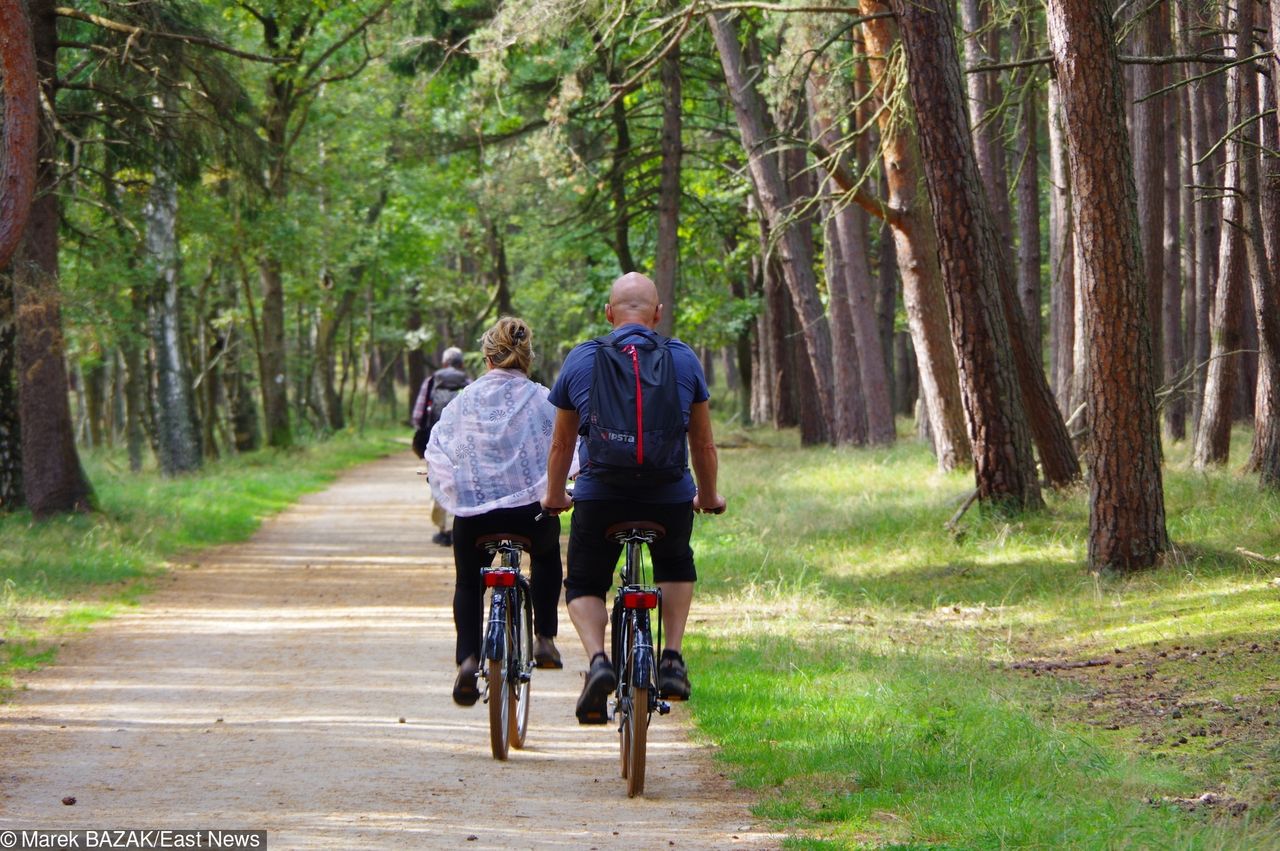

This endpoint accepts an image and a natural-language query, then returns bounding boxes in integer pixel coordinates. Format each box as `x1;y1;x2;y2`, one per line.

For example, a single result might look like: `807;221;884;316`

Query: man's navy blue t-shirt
549;323;709;503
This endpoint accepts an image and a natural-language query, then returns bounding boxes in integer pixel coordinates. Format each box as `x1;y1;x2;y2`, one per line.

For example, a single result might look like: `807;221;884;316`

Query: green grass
688;425;1280;848
0;427;401;691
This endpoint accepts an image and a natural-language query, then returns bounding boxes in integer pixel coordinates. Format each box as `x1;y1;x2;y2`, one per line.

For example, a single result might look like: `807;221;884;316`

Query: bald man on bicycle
542;272;725;725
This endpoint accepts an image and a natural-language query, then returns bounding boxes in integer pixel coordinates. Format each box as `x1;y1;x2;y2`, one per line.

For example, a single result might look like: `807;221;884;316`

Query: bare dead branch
54;7;289;64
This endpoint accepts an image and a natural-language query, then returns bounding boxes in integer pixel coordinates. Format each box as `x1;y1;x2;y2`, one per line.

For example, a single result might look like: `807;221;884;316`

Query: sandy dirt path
1;455;777;849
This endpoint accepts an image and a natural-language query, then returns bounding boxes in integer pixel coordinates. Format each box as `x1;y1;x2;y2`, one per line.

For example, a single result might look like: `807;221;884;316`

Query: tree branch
54;7;289;64
808;140;896;227
300;0;393;82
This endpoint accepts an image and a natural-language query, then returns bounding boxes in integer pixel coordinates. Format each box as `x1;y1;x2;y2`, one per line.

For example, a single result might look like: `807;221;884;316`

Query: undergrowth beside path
689;425;1280;849
0;429;401;692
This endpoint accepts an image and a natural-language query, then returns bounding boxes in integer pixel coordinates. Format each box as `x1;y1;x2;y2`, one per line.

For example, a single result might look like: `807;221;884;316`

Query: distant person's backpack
427;368;469;429
583;328;686;486
413;367;469;456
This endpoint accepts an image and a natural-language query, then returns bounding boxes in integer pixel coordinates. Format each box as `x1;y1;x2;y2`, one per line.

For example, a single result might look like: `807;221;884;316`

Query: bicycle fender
484;591;508;660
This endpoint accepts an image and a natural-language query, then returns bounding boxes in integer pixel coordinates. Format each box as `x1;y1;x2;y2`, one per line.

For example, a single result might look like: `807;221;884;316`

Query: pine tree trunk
13;0;92;518
1178;14;1196;441
1046;0;1169;570
0;271;23;509
1159;2;1186;440
653;38;681;338
1193;0;1251;469
1189;17;1221;435
891;0;1041;510
1010;18;1042;352
960;0;1014;256
877;219;898;398
1245;2;1280;486
1132;0;1165;388
1048;79;1076;417
894;331;918;416
805;59;891;444
860;0;971;470
709;10;835;441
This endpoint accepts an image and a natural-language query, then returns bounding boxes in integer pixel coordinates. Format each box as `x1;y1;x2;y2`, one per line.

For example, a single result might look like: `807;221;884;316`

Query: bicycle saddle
473;532;534;551
605;520;666;542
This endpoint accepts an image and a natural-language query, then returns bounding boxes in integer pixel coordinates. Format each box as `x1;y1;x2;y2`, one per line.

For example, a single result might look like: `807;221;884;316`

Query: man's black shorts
564;499;696;603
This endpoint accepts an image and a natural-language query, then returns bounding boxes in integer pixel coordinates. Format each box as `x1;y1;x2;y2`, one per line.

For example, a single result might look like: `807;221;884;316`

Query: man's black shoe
432;531;452;547
576;652;615;724
657;649;691;701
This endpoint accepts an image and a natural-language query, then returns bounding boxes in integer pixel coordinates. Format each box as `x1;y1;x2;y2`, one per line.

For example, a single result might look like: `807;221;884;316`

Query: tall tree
1131;0;1166;387
145;101;202;475
242;0;392;448
708;10;835;439
13;0;94;517
653;34;682;338
890;0;1042;510
1009;16;1042;351
1047;78;1075;417
859;0;971;469
0;0;37;508
1193;0;1251;468
1046;0;1168;570
1244;1;1280;486
803;28;892;445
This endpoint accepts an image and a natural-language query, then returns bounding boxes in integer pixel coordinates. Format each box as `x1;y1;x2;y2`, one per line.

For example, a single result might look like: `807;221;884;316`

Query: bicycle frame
609;527;670;797
478;537;534;760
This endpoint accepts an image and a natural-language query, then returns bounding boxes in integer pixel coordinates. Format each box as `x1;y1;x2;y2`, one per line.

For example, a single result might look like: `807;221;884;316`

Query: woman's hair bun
481;316;534;373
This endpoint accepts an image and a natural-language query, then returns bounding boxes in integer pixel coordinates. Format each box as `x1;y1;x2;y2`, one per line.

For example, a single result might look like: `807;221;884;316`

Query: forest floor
0;455;776;849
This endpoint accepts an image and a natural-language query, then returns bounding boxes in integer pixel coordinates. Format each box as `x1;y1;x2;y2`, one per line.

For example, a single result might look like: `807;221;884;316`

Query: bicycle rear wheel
625;686;648;797
510;586;533;749
488;601;513;760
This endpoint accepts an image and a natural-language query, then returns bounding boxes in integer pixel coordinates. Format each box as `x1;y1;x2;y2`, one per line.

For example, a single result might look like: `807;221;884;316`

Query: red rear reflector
622;590;658;609
483;570;517;588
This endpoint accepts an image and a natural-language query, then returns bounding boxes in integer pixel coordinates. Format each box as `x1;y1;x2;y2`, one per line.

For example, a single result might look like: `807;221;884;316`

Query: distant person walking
425;317;571;705
412;346;470;546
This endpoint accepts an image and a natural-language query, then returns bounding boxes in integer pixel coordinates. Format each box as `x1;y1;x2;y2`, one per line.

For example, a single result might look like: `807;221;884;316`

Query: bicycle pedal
657;701;671;715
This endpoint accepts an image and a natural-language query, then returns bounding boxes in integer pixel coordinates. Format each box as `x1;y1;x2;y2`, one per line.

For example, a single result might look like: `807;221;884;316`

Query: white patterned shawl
425;369;575;517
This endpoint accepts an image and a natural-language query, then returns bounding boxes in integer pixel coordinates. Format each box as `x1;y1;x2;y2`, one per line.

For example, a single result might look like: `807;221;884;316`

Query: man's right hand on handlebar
693;491;726;515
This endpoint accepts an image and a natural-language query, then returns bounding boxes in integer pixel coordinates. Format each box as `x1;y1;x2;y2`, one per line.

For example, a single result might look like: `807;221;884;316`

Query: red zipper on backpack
623;344;643;464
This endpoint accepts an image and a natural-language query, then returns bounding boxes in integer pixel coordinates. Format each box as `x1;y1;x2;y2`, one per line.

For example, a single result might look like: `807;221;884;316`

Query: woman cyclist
425;317;572;705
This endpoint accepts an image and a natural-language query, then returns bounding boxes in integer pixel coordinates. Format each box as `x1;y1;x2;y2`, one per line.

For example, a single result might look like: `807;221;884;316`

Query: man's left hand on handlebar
541;489;574;515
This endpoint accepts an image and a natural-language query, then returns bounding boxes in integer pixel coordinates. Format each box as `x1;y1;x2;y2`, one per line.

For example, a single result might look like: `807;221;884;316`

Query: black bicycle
476;533;534;761
607;520;670;797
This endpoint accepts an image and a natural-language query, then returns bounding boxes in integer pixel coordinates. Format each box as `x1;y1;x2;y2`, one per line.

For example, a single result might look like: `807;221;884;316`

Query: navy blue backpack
583;328;687;486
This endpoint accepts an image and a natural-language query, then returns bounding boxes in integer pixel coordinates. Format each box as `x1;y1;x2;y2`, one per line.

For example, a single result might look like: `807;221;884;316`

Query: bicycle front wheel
488;602;513;760
510;586;533;749
625;686;648;797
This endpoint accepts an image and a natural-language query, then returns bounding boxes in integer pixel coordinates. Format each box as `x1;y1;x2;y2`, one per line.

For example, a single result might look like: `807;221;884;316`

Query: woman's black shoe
452;656;480;706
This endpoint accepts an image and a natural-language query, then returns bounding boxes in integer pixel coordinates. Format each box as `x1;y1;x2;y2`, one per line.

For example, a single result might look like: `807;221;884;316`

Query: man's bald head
606;272;662;329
